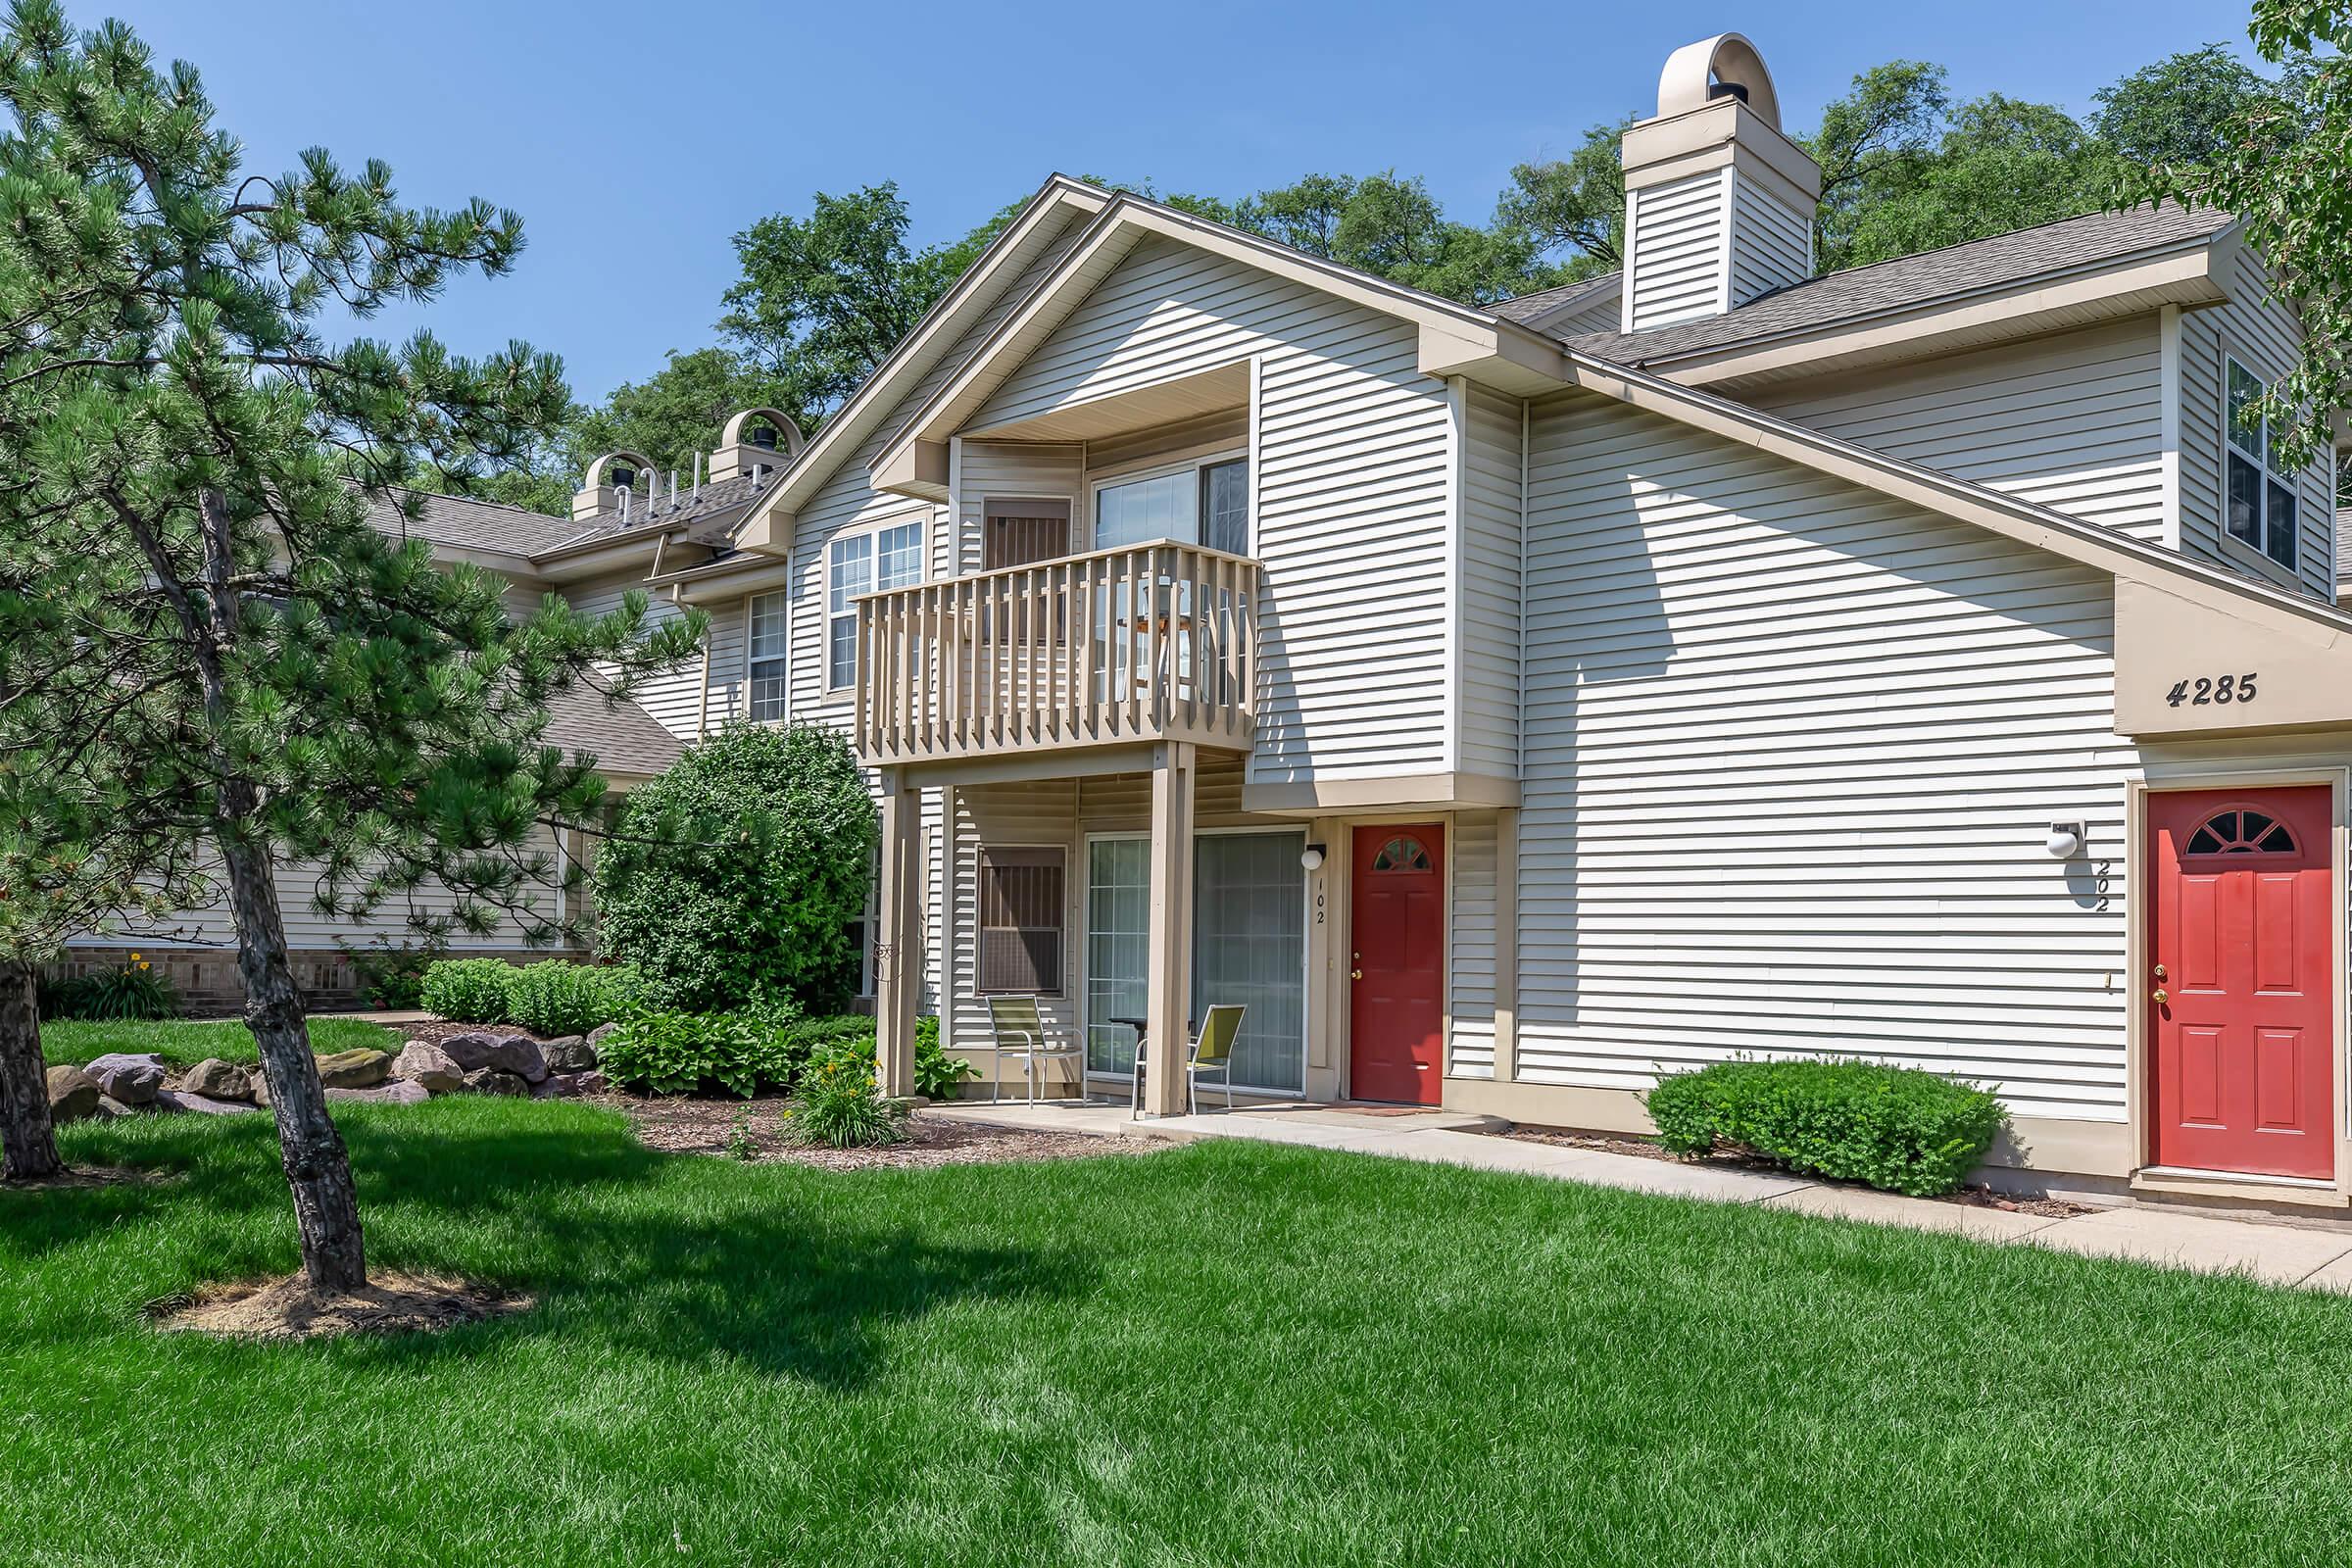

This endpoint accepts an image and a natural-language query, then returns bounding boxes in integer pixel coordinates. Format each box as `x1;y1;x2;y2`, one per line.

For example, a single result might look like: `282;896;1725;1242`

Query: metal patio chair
985;996;1086;1104
1129;1004;1249;1116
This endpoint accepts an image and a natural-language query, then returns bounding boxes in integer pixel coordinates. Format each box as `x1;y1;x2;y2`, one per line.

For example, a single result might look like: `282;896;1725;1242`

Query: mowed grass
41;1015;400;1070
10;1101;2352;1566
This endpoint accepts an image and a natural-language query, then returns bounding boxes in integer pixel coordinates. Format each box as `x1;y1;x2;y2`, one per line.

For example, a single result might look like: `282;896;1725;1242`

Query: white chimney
1619;34;1821;332
571;451;654;522
709;407;806;483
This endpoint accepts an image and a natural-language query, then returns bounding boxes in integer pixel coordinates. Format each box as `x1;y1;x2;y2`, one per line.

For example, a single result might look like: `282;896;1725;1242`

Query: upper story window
2226;356;2297;572
828;517;924;689
747;591;787;721
1094;455;1250;555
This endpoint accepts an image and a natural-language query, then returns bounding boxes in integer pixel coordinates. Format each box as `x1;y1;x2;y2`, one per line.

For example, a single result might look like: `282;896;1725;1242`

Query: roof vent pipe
1707;78;1748;103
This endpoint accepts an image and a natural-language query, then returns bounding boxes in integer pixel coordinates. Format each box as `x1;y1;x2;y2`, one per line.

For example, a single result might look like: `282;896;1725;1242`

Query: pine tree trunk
220;830;368;1290
0;957;63;1181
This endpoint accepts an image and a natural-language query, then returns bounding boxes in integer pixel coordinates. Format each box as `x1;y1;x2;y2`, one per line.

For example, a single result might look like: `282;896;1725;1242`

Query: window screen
978;847;1065;996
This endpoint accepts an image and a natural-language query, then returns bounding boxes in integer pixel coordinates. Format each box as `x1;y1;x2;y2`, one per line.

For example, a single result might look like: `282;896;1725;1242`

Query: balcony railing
856;541;1258;764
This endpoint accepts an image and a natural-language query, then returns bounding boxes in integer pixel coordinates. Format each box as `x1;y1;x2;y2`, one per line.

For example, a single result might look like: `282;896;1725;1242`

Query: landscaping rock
44;1066;101;1123
180;1058;253;1102
154;1090;261;1115
83;1053;164;1105
578;1070;608;1096
531;1071;604;1100
250;1074;270;1109
95;1095;136;1119
462;1067;528;1097
438;1031;547;1082
390;1041;465;1094
314;1049;391;1089
541;1035;596;1073
586;1021;619;1053
325;1080;429;1105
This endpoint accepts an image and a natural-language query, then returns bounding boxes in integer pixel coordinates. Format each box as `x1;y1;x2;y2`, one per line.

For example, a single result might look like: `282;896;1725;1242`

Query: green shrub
418;958;514;1024
788;1045;910;1149
785;1015;972;1100
504;960;652;1037
1644;1058;2007;1198
591;723;878;1013
597;1009;798;1099
335;936;448;1009
41;955;179;1021
914;1015;974;1100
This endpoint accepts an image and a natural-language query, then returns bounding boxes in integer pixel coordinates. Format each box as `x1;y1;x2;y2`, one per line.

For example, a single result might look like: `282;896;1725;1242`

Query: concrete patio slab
1765;1183;2064;1241
2029;1204;2352;1285
1375;1127;1605;1175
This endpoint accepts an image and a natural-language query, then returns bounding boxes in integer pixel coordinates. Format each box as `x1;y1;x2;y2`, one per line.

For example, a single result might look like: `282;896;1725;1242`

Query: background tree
593;724;877;1015
2091;42;2300;167
0;0;701;1286
2132;0;2346;472
1496;121;1633;283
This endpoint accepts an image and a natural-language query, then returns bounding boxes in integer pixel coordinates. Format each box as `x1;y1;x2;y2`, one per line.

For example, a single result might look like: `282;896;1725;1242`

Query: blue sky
105;0;2258;406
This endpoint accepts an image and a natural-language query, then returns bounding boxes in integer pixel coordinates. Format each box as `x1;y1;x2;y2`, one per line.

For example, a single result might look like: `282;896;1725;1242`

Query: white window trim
1088;448;1250;554
825;512;928;692
2217;350;2304;590
746;590;788;722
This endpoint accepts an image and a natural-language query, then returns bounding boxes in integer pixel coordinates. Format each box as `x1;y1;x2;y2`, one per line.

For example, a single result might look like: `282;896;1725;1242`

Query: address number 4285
2166;673;2258;708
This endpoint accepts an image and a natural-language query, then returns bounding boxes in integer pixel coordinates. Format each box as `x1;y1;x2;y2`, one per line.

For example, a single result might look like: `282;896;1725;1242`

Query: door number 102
2166;672;2258;707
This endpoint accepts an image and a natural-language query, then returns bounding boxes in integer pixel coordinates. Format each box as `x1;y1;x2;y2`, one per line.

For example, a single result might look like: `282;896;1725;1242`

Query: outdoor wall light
2045;821;2086;859
1300;844;1327;872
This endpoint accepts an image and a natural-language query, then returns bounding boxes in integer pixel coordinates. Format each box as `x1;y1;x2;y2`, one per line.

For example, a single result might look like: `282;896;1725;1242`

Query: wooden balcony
855;541;1259;765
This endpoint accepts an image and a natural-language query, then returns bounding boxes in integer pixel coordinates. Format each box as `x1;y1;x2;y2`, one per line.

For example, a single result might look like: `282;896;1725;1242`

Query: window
826;519;923;689
1371;835;1434;873
1093;455;1250;552
978;847;1064;996
2226;356;2298;571
747;592;787;721
2185;808;2298;857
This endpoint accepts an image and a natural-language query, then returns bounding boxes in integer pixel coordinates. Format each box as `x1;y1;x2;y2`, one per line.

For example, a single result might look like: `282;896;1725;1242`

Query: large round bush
591;722;877;1012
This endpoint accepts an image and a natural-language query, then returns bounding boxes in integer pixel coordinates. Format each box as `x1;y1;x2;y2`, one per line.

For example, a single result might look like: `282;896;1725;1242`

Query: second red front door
2148;786;2334;1180
1350;824;1445;1104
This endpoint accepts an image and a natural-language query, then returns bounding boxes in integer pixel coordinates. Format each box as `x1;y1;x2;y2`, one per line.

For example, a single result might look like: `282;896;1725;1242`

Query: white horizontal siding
1519;391;2136;1122
1753;318;2168;547
957;441;1084;571
568;570;725;740
1448;810;1499;1079
946;782;1082;1057
1459;383;1522;780
2179;247;2336;600
1625;172;1727;331
1728;170;1810;307
965;234;1453;784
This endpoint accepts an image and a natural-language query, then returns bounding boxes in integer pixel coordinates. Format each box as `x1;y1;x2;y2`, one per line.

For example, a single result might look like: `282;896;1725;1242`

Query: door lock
1350;969;1363;981
2153;962;2168;980
2152;989;2169;1006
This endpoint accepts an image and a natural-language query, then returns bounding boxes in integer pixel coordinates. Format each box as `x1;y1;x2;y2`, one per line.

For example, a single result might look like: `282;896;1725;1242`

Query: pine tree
0;2;701;1278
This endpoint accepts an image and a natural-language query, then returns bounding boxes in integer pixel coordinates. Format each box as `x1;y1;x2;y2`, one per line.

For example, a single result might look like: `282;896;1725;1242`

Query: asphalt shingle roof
1491;271;1619;327
542;684;685;779
1555;203;2234;368
366;488;587;557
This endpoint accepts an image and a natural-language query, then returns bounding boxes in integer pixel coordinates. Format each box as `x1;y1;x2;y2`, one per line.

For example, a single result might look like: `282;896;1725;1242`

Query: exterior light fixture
1299;844;1326;872
2045;821;2086;859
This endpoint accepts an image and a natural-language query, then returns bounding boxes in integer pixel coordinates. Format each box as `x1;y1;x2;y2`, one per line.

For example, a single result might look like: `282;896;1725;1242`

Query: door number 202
2166;672;2258;708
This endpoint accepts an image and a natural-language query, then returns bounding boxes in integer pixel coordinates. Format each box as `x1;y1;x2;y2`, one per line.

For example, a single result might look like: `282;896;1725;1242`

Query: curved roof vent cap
1655;32;1781;128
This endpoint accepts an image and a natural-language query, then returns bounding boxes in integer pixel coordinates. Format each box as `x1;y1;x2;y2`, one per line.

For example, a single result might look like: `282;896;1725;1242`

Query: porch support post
1144;742;1197;1117
875;766;920;1101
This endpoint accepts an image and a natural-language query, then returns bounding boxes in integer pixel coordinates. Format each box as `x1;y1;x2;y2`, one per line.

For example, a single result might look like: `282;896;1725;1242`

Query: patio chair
985;996;1086;1104
1129;1004;1248;1116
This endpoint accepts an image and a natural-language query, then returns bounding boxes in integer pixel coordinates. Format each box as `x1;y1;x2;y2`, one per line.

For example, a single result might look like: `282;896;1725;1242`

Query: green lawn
10;1099;2352;1566
40;1014;400;1070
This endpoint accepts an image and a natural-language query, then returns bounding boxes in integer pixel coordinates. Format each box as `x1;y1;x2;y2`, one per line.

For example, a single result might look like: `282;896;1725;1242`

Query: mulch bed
148;1271;532;1342
612;1096;1134;1172
1498;1125;2092;1218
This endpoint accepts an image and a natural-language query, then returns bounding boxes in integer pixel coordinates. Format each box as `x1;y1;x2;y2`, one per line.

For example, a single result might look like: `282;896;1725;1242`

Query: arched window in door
1370;835;1434;873
2183;808;2299;857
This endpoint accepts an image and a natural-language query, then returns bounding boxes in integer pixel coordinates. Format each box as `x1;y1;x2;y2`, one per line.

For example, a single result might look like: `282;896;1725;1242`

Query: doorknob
1350;969;1363;981
2152;989;2169;1006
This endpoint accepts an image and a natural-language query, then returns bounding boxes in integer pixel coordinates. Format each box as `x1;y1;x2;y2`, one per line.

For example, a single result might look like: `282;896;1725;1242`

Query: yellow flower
128;953;140;961
137;960;151;971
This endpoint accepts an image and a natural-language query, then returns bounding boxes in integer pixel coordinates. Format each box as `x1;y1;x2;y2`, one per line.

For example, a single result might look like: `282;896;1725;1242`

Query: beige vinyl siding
1625;171;1727;331
1458;383;1523;778
1550;289;1622;337
1752;318;2168;547
1086;409;1249;481
1727;169;1810;308
946;782;1081;1057
2178;249;2336;600
1447;810;1500;1079
967;234;1454;785
567;570;724;740
1518;391;2135;1122
958;441;1084;570
788;215;1089;732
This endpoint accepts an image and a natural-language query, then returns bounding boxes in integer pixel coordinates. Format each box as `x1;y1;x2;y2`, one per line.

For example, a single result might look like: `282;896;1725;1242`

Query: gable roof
542;685;683;779
366;488;584;560
1492;271;1620;329
1561;202;2233;370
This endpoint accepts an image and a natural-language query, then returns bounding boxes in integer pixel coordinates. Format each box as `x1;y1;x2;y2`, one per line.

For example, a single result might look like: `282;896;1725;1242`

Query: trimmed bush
419;958;514;1023
591;723;878;1013
1644;1058;2007;1197
504;960;652;1037
597;1010;798;1099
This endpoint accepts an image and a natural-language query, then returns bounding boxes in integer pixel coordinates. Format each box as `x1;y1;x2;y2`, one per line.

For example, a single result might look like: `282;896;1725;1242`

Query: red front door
2148;786;2334;1179
1350;824;1445;1104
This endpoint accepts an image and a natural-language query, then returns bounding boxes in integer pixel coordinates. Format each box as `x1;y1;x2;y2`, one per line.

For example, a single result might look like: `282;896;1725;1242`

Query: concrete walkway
929;1099;2352;1294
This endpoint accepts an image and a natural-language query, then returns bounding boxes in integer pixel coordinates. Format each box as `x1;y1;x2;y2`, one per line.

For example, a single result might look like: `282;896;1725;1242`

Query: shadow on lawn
8;1104;1094;1392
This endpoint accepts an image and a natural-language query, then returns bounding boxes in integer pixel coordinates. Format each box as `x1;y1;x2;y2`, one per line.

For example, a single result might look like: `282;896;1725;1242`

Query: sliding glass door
1084;829;1307;1094
1191;831;1306;1094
